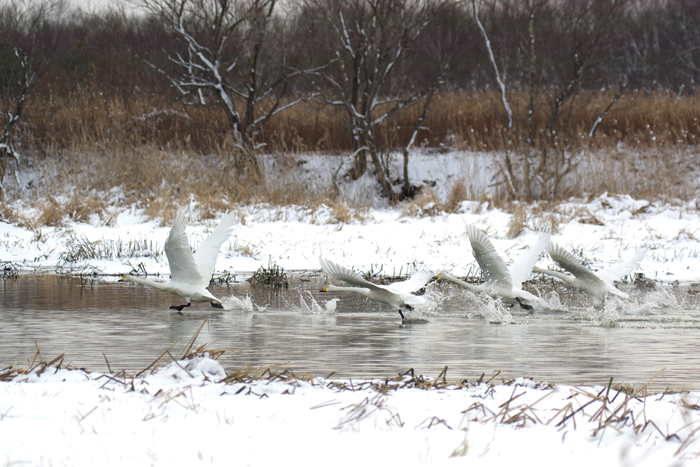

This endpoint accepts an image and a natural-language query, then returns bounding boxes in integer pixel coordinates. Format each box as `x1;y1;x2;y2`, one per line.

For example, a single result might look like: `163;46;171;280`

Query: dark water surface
3;275;700;391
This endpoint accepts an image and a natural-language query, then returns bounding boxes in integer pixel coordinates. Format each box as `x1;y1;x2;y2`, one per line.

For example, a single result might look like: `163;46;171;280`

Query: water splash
409;287;447;317
295;291;338;315
580;296;632;327
221;295;256;312
460;292;514;323
538;290;566;313
632;288;677;310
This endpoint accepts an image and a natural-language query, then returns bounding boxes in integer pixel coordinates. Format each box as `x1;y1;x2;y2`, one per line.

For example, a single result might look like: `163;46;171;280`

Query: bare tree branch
472;0;512;129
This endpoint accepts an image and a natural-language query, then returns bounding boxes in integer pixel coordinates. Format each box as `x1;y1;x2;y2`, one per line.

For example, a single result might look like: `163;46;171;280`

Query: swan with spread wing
534;243;645;303
120;208;236;311
319;257;432;319
438;226;550;311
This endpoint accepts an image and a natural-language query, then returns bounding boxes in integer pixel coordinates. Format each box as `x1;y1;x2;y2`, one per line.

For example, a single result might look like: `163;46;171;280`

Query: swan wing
193;211;237;280
597;250;646;284
546;243;601;283
403;293;428;306
385;270;433;294
509;233;550;287
465;225;512;290
164;209;205;286
320;257;384;292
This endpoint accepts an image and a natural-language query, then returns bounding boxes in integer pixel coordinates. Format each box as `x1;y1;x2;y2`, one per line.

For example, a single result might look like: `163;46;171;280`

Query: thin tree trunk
402;148;411;198
369;149;398;203
351;148;368;180
523;6;536;200
473;0;512;130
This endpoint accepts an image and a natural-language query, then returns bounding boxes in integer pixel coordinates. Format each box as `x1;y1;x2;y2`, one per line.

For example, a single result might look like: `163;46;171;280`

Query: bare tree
0;0;63;201
142;0;308;180
475;0;630;200
305;0;436;201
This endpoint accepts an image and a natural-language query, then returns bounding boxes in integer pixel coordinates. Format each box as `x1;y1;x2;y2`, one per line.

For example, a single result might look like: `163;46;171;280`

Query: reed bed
2;87;699;228
20;88;700;155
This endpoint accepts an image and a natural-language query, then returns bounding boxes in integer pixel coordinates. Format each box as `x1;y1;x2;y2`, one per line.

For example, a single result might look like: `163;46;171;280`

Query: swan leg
515;297;534;313
169;303;191;312
398;309;405;319
210;301;223;309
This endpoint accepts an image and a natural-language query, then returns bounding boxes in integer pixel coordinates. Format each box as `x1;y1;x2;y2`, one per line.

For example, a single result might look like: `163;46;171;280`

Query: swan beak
320;286;328;292
118;276;125;282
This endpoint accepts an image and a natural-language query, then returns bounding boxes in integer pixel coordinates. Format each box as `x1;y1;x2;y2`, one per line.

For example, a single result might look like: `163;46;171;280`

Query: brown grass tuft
506;205;528;239
401;188;442;217
64;192;108;224
531;212;561;235
443;181;468;213
328;201;368;224
37;196;65;227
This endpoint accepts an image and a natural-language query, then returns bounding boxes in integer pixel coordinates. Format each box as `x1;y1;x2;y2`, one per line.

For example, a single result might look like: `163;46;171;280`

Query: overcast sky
66;0;138;13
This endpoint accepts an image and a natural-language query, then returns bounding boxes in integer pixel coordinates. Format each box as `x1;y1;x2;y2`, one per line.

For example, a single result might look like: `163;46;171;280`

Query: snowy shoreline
2;192;700;284
3;354;700;466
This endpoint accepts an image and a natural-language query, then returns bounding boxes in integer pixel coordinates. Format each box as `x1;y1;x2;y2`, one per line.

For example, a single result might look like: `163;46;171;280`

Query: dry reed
21;88;700;156
0;87;698;227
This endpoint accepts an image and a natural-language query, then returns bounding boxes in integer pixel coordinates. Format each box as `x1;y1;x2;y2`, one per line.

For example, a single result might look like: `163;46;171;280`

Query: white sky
64;0;138;13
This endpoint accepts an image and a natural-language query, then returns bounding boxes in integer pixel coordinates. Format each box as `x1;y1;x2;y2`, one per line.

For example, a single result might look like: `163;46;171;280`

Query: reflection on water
2;275;700;391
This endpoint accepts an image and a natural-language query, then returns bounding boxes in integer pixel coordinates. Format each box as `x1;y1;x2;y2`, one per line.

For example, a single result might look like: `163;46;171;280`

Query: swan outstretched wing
320;257;384;292
597;250;646;284
546;243;601;283
465;225;512;289
193;211;237;281
509;233;550;287
386;270;433;294
164;209;204;286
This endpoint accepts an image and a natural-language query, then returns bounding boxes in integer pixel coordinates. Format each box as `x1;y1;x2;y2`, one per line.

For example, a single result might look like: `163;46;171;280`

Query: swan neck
327;284;369;295
538;268;573;283
439;272;480;291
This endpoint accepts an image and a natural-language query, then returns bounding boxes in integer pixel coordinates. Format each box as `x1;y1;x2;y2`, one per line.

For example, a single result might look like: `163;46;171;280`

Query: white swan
319;257;432;319
438;226;550;311
119;208;236;311
533;243;645;302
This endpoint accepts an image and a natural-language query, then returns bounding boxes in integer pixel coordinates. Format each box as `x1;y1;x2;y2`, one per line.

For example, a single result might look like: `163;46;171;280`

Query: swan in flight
438;226;550;311
533;243;645;302
319;257;432;319
119;208;237;311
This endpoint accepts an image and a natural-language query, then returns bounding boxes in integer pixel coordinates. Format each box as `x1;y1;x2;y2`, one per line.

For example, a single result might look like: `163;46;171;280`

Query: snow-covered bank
2;355;699;466
2;192;700;284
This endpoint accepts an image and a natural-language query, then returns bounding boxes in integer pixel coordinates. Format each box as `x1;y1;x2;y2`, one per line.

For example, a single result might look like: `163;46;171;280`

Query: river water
2;274;700;391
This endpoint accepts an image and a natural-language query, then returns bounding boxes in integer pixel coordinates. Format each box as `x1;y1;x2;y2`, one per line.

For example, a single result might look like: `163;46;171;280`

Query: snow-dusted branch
141;0;305;155
472;0;512;129
589;90;623;137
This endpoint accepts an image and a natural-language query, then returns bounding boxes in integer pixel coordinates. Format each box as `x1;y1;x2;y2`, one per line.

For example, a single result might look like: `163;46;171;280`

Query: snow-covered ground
3;354;700;466
1;190;699;283
3;151;700;465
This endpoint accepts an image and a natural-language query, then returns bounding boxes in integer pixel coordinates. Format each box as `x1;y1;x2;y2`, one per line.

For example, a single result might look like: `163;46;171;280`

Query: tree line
1;0;699;201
